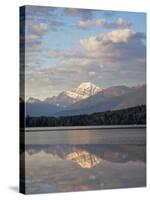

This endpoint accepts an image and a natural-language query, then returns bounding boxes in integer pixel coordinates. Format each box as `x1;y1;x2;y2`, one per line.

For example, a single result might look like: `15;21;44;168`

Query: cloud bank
22;6;146;99
78;17;131;29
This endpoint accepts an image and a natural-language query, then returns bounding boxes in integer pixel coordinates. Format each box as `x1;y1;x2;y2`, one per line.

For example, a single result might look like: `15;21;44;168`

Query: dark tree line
26;105;146;127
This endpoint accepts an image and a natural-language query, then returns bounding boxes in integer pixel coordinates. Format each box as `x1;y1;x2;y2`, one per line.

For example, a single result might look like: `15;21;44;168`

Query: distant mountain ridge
26;83;146;116
55;84;146;116
26;82;101;116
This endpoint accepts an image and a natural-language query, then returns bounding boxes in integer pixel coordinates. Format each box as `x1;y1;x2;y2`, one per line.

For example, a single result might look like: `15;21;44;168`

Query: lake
20;125;146;194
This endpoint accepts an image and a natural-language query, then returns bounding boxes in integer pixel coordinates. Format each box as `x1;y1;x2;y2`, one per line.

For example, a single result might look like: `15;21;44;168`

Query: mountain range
26;82;146;116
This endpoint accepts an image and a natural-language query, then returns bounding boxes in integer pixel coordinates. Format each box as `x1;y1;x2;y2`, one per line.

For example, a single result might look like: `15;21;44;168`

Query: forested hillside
26;105;146;127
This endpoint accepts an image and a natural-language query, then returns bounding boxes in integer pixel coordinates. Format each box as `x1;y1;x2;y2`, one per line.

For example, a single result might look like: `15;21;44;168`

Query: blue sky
21;6;146;100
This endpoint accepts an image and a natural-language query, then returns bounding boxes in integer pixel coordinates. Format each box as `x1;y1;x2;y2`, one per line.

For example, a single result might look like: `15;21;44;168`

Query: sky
20;6;146;100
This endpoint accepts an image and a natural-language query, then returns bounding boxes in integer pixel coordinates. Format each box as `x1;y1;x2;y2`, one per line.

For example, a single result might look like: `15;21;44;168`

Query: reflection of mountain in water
24;144;146;169
65;150;102;168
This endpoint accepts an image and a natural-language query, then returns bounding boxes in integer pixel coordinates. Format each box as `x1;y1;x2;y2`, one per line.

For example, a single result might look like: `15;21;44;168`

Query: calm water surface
21;126;146;194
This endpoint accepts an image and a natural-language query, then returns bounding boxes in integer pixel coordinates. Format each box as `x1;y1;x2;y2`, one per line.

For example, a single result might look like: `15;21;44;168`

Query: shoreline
25;124;146;132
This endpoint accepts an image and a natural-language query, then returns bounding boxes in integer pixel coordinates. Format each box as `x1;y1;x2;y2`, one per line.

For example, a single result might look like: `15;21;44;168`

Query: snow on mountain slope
72;82;102;98
44;82;101;107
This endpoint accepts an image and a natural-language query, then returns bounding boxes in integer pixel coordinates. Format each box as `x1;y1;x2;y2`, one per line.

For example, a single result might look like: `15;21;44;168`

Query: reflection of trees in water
20;144;146;168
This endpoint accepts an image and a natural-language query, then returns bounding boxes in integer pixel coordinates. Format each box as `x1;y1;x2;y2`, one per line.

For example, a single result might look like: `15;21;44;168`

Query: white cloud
116;17;130;27
48;50;83;58
80;29;145;62
79;20;94;29
31;22;48;33
101;29;136;43
78;17;131;29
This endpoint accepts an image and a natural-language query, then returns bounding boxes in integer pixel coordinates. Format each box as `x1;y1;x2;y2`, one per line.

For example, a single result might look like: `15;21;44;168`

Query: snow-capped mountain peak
72;82;101;98
50;82;102;103
47;82;101;104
